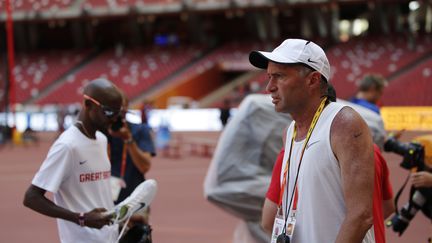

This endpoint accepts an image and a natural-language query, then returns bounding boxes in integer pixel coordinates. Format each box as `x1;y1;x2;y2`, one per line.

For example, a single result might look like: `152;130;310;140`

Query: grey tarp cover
203;94;386;242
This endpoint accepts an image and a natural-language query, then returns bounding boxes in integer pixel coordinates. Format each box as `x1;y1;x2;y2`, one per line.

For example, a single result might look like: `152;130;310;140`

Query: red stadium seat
382;58;432;106
35;45;201;105
0;0;74;12
12;50;90;103
327;35;432;99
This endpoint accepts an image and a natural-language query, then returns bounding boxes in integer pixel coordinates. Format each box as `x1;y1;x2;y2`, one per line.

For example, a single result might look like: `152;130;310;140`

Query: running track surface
1;131;430;243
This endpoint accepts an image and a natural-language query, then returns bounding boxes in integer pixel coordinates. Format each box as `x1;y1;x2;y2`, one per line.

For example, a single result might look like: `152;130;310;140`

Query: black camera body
384;136;432;236
120;223;152;243
111;116;125;132
384;136;425;171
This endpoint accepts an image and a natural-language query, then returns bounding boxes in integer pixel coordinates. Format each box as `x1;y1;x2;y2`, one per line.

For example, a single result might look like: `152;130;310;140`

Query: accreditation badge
271;208;285;243
285;210;297;238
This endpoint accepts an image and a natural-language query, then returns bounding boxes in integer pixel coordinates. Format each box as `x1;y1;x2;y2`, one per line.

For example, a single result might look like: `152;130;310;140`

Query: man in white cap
250;39;375;243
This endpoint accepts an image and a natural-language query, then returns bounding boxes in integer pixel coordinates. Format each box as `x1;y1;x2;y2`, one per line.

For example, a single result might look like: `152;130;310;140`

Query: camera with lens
384;136;432;236
384;136;426;170
120;223;152;243
111;116;125;132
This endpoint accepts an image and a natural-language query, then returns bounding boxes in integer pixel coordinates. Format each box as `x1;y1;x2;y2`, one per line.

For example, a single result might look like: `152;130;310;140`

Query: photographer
384;135;432;237
108;95;156;243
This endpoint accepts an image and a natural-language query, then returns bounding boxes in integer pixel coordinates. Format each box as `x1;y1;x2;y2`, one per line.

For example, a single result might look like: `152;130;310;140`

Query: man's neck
291;98;325;141
77;113;97;139
356;92;373;103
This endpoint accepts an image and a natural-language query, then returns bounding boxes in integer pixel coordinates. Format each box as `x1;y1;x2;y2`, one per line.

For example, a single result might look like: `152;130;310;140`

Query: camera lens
384;137;408;156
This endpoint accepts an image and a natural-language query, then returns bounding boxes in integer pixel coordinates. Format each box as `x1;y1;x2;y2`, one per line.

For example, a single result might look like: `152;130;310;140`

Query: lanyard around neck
278;97;328;207
108;141;129;178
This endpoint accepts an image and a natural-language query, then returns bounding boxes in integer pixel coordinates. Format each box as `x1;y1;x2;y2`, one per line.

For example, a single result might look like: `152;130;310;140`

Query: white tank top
280;102;374;243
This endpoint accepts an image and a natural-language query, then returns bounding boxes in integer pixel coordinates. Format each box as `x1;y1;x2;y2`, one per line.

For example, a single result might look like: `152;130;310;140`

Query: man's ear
307;71;321;88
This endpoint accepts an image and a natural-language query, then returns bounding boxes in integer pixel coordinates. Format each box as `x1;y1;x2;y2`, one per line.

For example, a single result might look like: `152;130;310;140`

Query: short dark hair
297;63;328;83
319;78;336;102
358;74;387;92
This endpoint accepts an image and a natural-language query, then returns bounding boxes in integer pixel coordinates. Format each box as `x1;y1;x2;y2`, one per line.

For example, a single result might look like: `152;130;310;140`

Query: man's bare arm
332;107;374;243
261;198;278;235
23;185;112;229
111;126;152;174
127;142;152;174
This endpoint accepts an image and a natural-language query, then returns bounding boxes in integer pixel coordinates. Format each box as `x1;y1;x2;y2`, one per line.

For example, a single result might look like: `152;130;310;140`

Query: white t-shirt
32;126;118;243
281;102;374;243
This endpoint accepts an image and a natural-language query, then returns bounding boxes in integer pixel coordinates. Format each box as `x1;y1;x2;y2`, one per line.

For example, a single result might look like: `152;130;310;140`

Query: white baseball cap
249;39;331;82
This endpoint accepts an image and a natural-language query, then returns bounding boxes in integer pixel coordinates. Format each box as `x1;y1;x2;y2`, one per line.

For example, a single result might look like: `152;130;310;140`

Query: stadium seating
245;71;267;94
82;0;109;8
382;57;432;106
0;0;268;18
210;70;267;108
233;0;270;7
12;50;89;103
327;35;432;99
135;0;181;4
0;0;75;12
81;0;181;12
211;35;432;108
36;45;202;105
170;41;263;84
184;0;230;10
5;35;430;107
0;0;182;12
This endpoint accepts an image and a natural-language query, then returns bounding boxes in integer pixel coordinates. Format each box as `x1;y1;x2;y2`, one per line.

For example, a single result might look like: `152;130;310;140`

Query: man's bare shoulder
330;106;372;158
331;106;368;135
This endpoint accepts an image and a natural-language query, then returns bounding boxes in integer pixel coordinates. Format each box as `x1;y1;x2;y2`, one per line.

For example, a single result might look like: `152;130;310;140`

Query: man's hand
411;171;432;188
392;129;405;140
82;208;113;229
23;185;114;229
109;120;132;141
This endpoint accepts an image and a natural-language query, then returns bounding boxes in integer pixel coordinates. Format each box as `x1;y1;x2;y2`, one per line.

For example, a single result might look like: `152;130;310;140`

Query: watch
78;212;85;227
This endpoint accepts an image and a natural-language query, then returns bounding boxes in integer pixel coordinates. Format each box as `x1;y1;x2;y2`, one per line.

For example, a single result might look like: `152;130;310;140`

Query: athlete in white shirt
23;79;123;243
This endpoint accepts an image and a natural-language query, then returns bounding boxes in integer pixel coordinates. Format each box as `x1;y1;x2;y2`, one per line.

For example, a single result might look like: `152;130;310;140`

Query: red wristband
78;212;85;227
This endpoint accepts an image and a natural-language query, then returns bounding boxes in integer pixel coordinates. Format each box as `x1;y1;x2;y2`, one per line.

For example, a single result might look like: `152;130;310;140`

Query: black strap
393;172;411;216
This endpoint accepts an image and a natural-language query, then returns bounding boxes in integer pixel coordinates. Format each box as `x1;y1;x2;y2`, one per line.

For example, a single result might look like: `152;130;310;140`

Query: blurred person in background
140;100;153;126
108;94;156;243
350;74;388;114
219;98;232;128
372;144;395;243
23;79;123;243
0;124;12;148
22;127;39;146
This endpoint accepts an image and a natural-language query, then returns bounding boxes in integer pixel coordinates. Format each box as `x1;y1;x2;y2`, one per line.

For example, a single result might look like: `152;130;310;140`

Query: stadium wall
149;66;225;108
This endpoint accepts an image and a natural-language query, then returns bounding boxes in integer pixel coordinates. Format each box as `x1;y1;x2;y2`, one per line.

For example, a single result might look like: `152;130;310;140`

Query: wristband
78;212;85;227
125;138;134;144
